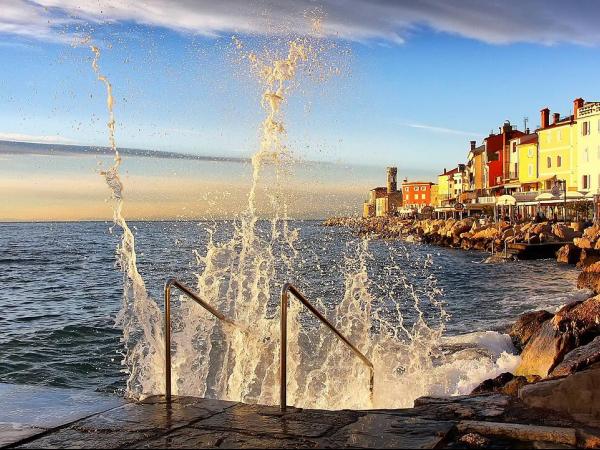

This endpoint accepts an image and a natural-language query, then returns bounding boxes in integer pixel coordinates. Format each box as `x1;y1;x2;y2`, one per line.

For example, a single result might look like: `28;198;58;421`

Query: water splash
86;22;515;409
89;44;164;399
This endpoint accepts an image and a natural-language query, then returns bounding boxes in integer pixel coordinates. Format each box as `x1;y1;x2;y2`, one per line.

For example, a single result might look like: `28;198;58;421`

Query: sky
1;0;600;220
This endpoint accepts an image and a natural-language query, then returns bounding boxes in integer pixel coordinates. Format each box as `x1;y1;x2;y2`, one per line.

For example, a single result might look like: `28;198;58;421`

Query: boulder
515;320;576;378
556;244;582;265
520;363;600;427
471;372;515;395
552;223;582;241
577;249;600;269
578;271;600;295
575;237;594;250
583;223;600;241
550;336;600;377
510;310;554;351
458;433;490;448
532;222;552;235
551;295;600;345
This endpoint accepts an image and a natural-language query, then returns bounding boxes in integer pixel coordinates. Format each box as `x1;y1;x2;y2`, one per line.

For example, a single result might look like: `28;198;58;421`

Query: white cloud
0;132;76;144
1;0;600;46
402;123;483;137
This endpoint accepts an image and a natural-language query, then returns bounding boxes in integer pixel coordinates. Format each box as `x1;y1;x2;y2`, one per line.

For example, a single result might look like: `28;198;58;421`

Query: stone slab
0;383;123;448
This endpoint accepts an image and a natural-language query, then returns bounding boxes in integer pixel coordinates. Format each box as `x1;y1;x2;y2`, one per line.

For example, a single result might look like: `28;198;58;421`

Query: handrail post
279;283;374;411
280;285;288;411
164;279;173;403
163;278;234;404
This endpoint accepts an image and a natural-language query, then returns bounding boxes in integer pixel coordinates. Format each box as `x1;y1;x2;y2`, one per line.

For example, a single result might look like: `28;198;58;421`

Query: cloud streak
1;0;600;46
402;123;483;137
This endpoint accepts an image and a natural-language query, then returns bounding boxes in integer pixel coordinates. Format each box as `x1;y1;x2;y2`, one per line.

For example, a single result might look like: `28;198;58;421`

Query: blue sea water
0;221;587;394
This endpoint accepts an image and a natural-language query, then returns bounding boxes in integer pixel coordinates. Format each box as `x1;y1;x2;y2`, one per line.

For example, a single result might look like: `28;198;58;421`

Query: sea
0;220;588;401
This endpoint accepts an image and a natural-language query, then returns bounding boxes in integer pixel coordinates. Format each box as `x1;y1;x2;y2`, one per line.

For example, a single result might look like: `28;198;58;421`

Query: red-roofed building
401;180;435;209
484;121;525;192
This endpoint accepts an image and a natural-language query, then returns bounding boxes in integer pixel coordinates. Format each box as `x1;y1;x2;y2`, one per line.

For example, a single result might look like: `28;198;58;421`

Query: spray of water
89;44;164;399
87;18;517;408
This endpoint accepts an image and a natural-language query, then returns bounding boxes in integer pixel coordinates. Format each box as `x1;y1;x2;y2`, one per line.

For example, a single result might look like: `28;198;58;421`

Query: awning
503;183;521;189
497;194;517;206
535;192;559;201
585;191;597;198
560;191;585;200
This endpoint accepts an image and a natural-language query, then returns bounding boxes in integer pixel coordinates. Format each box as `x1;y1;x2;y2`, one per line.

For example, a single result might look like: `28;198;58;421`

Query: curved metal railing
280;283;374;411
164;278;234;402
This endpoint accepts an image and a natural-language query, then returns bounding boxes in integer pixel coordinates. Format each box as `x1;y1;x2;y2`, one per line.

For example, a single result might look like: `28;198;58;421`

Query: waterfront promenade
2;382;599;448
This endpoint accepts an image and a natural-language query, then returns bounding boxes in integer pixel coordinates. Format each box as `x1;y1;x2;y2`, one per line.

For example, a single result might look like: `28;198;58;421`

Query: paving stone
319;415;455;449
0;423;45;447
73;396;236;433
139;427;320;449
192;403;334;438
16;428;155;449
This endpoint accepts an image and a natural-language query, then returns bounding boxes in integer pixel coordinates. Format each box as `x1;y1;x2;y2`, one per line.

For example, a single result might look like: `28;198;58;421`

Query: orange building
401;180;435;209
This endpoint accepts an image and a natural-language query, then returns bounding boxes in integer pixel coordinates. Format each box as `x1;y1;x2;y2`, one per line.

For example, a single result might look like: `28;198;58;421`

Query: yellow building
575;101;600;194
536;100;580;191
516;133;539;191
430;184;439;208
362;167;403;217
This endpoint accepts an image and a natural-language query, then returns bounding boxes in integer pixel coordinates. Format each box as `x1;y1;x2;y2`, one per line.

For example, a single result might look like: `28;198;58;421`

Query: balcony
477;196;496;204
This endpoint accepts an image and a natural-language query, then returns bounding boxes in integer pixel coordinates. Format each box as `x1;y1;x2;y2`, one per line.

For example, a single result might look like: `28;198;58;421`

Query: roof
518;133;538;145
370;186;387;192
402;181;434;185
472;144;485;155
438;167;460;177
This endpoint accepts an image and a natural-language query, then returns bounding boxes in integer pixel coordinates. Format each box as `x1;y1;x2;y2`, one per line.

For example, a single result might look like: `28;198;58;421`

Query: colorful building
575;101;600;194
484;121;525;193
515;133;539;191
437;166;462;205
536;100;581;191
401;180;435;210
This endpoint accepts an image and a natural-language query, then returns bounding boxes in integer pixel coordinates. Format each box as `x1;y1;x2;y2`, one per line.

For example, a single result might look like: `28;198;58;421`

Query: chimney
525;128;530;134
573;98;584;120
540;108;550;129
444;168;447;174
553;112;560;125
470;140;476;151
386;167;397;193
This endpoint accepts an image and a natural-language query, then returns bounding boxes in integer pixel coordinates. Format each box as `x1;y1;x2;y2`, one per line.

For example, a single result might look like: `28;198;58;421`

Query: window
528;164;533;177
528;148;533;157
557;155;562;167
558;130;562;141
547;156;552;168
584;148;589;162
583;175;590;190
405;187;409;192
421;194;425;200
583;121;590;136
547;133;552;143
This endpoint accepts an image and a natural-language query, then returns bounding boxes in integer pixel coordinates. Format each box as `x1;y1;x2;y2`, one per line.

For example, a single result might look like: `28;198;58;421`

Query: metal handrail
164;278;234;402
279;283;374;411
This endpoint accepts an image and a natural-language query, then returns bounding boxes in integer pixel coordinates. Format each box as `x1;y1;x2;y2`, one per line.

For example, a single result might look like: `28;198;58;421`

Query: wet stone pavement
1;383;598;448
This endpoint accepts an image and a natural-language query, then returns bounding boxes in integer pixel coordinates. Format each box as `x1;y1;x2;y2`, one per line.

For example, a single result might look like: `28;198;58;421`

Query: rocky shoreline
325;216;600;447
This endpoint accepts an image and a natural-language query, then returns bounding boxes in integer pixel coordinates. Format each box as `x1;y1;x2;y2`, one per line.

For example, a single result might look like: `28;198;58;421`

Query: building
484;121;525;193
466;140;486;195
536;99;581;192
575;101;600;195
515;132;539;192
362;167;403;217
401;180;435;210
437;165;464;205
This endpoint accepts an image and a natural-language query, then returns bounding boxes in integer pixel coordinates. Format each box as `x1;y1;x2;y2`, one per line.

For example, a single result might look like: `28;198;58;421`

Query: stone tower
387;167;397;193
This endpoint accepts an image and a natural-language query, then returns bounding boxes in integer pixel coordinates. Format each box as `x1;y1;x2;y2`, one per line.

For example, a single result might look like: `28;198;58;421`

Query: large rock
509;310;554;351
552;223;582;241
575;237;594;249
515;320;576;378
556;244;582;264
577;249;600;269
551;295;600;345
550;336;600;377
578;271;600;295
520;363;600;427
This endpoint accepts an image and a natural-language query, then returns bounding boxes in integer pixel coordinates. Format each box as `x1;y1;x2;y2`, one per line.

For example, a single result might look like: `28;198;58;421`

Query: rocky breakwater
557;223;600;295
324;217;581;256
471;293;600;443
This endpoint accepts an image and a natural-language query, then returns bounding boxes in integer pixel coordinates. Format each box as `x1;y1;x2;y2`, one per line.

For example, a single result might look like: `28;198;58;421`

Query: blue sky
2;1;600;179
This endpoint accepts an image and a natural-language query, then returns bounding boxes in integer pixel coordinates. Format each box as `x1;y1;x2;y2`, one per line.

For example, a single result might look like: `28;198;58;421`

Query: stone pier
1;383;598;448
